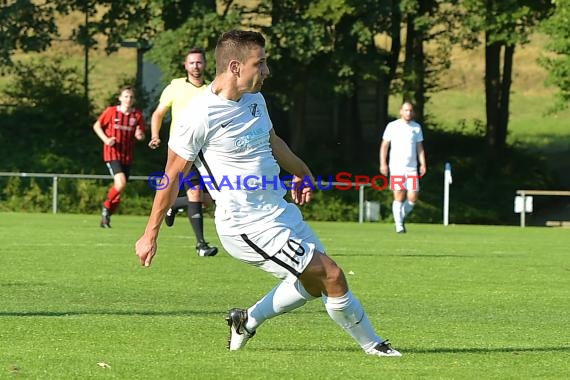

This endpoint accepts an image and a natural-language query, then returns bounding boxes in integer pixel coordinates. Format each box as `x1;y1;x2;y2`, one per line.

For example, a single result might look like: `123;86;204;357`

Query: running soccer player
93;85;145;228
136;30;401;357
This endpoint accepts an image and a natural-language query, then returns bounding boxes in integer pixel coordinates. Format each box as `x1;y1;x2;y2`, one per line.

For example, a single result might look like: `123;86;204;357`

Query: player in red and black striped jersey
93;85;146;227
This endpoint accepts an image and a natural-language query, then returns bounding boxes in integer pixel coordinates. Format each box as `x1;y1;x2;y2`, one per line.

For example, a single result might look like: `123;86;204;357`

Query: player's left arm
135;112;146;141
135;149;191;267
417;141;426;176
269;128;314;205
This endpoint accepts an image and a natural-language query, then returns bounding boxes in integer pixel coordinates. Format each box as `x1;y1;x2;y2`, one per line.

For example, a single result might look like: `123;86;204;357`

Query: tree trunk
402;6;428;124
403;15;415;102
499;44;515;150
484;34;502;151
412;1;427;124
377;1;401;135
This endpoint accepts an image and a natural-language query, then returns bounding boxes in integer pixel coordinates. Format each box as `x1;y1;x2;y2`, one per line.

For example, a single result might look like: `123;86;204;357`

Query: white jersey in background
382;118;424;173
168;84;291;235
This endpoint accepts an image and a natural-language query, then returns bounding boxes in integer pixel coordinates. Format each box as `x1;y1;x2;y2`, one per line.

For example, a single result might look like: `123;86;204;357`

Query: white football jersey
382;118;424;173
168;84;290;235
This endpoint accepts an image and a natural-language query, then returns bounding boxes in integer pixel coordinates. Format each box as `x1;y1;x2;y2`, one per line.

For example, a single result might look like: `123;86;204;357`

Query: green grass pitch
0;212;568;379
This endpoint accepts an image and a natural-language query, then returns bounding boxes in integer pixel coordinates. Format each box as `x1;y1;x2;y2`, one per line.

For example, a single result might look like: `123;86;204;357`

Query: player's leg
220;213;320;350
109;164;129;214
403;191;418;218
186;187;204;241
221;205;401;356
402;173;420;221
226;279;316;350
166;167;200;227
300;253;401;356
164;195;189;227
186;168;218;256
101;161;128;228
392;190;406;233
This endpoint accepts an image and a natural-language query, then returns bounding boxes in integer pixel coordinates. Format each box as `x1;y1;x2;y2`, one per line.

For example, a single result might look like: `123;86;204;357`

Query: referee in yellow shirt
148;47;218;257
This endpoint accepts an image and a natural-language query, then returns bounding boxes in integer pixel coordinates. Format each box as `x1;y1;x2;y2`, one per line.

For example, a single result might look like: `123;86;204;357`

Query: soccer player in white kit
135;30;401;357
379;102;427;233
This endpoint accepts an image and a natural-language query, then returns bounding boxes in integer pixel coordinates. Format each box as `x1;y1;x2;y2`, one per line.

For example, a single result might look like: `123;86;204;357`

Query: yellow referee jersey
158;77;208;134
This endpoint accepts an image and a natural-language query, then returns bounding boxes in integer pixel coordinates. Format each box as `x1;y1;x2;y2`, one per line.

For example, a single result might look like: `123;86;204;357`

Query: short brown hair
118;85;135;99
215;30;265;75
186;47;206;61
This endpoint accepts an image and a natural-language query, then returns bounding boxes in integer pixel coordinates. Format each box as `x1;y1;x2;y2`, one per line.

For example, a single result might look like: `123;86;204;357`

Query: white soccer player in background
379;102;427;233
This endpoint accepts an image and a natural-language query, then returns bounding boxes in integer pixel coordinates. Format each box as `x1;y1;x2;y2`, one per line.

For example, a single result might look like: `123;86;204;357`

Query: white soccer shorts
389;171;421;191
218;204;325;283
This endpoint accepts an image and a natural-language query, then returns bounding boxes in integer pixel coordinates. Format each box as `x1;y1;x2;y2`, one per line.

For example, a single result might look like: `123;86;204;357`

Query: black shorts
182;165;209;194
105;160;131;180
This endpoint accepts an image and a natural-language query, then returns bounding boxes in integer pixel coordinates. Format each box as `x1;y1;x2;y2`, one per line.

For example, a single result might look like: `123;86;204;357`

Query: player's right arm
379;139;390;176
93;110;116;146
148;104;169;149
379;123;392;176
135;148;192;267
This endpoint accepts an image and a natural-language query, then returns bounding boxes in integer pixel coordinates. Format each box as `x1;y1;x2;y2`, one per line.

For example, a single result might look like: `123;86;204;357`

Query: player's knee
186;188;200;201
114;182;127;192
316;254;346;285
325;263;345;286
408;192;419;202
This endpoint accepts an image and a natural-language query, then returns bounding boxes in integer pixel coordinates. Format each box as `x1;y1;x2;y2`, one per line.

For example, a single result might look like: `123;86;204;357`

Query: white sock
392;200;403;228
323;291;382;352
246;279;316;332
402;200;415;218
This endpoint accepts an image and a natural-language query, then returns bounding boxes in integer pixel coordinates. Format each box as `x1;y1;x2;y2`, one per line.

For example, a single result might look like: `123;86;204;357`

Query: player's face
400;104;414;122
185;53;206;80
118;90;134;107
238;46;270;93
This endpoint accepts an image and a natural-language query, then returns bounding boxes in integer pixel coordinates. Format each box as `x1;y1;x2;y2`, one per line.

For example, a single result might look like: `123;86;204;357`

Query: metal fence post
358;185;364;223
520;192;526;228
443;162;452;226
52;176;58;214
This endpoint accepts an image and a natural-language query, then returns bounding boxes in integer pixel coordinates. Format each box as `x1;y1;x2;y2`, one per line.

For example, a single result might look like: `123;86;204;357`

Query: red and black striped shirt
98;106;145;165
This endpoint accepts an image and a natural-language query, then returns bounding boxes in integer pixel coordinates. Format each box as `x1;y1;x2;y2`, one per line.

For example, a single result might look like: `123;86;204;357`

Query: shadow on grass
260;345;570;354
333;253;501;258
0;282;49;287
404;346;570;354
0;310;222;317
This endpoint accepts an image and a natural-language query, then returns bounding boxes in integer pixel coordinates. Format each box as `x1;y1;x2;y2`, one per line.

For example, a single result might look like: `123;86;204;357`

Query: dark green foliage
456;0;553;152
0;58;97;173
539;0;570;111
0;1;59;66
0;177;52;212
287;190;359;222
417;126;557;225
144;5;243;83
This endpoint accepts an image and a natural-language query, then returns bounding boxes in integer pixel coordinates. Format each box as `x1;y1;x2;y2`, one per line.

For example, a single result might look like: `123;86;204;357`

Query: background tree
400;0;455;124
257;0;403;170
0;58;95;173
460;0;552;154
0;0;59;66
144;5;243;82
539;0;570;111
259;0;351;158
